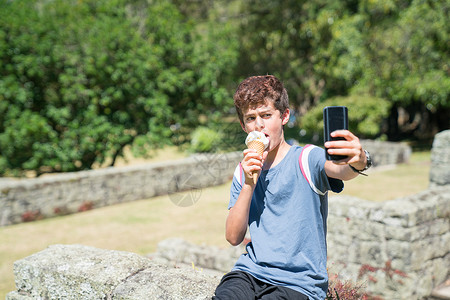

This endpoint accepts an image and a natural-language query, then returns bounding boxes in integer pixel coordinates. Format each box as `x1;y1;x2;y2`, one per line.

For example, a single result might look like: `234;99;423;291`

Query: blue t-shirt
229;145;343;300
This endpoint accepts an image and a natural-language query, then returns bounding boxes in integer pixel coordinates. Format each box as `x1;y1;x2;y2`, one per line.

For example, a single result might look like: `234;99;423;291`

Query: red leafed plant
78;201;94;212
326;273;383;300
21;210;43;222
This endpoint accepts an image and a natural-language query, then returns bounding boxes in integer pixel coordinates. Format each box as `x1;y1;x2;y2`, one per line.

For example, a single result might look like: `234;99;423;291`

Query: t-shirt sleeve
308;146;344;194
228;163;244;210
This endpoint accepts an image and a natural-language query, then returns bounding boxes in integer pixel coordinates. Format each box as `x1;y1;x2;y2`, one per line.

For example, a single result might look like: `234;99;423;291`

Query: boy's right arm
225;149;266;246
226;184;254;246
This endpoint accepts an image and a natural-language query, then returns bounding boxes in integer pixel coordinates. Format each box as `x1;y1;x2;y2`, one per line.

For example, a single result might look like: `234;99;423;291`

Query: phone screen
323;106;348;161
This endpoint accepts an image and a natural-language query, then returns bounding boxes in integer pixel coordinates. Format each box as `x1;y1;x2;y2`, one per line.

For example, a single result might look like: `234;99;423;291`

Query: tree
235;0;360;113
234;0;449;141
356;0;450;140
0;0;239;176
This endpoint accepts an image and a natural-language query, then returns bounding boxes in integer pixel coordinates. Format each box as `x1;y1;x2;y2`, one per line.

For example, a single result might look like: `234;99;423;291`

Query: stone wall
325;131;450;299
0;140;411;227
0;152;242;226
360;139;411;167
327;186;450;299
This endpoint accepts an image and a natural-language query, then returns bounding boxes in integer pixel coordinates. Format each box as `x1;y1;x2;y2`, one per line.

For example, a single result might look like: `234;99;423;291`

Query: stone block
430;130;450;187
154;238;243;273
358;241;385;265
361;140;411;166
328;195;373;218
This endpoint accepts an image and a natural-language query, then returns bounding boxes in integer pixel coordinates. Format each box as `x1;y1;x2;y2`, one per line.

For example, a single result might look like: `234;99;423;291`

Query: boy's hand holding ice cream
245;131;269;184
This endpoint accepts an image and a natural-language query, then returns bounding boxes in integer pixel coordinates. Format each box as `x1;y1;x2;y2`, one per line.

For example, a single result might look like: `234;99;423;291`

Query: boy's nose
255;116;265;130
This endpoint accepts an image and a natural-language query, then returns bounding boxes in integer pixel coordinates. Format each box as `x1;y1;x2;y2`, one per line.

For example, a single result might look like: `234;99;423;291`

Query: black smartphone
323;106;348;161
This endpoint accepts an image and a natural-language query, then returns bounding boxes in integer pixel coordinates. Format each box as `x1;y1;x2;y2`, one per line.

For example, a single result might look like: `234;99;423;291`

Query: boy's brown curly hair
233;75;289;124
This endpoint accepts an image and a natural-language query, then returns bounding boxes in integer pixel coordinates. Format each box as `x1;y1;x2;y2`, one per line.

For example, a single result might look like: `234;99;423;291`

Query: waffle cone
247;140;265;184
247;140;265;156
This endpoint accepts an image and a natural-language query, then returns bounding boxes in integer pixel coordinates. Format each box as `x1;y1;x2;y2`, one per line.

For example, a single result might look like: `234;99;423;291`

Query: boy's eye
246;116;255;122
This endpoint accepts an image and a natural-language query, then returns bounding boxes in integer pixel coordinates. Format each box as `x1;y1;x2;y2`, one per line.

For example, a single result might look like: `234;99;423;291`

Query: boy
213;75;370;300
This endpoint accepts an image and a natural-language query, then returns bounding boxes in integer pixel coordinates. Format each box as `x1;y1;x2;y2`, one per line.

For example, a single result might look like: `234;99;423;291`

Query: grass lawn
0;151;430;298
332;151;431;201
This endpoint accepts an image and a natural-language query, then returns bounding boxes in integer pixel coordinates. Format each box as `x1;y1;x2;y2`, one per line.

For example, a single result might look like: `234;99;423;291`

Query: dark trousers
212;271;309;300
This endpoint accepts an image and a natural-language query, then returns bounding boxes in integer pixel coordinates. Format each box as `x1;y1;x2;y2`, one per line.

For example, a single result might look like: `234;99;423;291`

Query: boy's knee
213;271;255;300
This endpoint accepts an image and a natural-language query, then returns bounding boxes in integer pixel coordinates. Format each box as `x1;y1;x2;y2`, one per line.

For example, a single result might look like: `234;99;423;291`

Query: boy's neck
263;139;291;170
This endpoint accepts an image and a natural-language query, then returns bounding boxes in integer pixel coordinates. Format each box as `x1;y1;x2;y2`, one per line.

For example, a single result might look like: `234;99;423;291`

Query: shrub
189;126;223;153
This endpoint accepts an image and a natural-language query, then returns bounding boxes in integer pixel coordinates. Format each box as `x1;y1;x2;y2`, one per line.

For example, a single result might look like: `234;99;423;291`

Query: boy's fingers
248;157;263;166
262;151;268;162
242;149;266;182
243;149;263;159
242;152;263;169
325;140;359;149
244;154;263;164
243;149;256;156
330;129;356;140
327;146;360;155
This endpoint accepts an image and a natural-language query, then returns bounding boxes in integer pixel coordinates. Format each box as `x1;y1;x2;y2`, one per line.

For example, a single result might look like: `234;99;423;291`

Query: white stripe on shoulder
301;145;326;196
233;163;242;183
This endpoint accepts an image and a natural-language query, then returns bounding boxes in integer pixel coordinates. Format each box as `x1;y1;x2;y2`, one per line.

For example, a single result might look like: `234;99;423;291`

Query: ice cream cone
247;140;265;184
245;131;269;185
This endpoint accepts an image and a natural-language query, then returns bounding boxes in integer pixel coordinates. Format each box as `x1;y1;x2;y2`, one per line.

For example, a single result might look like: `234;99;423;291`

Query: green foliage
354;0;449;110
235;0;449;140
191;117;248;153
301;95;391;140
189;126;223;153
0;0;446;175
0;0;239;176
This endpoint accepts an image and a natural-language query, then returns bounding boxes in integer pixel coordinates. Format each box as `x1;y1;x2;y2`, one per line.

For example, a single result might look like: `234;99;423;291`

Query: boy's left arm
324;130;369;181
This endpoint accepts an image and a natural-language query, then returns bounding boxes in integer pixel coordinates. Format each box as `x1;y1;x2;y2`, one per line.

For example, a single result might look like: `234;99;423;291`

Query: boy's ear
281;109;290;126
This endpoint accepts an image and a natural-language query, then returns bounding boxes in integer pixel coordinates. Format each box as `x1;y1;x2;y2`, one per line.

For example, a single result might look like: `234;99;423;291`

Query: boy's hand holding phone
323;106;370;174
323;106;348;161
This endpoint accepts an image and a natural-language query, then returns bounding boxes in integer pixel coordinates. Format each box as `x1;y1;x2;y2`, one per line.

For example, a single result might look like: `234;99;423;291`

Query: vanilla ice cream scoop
245;131;269;184
245;131;269;149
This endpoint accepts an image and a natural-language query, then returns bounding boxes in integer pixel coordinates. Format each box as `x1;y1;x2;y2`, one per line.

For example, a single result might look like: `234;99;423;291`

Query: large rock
7;244;220;300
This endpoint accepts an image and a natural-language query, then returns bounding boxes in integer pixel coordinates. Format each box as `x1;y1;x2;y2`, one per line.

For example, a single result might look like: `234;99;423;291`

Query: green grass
0;151;430;298
332;151;430;201
0;184;231;298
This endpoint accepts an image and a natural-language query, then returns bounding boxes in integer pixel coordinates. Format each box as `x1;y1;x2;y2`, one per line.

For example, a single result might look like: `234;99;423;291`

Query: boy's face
240;101;290;153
